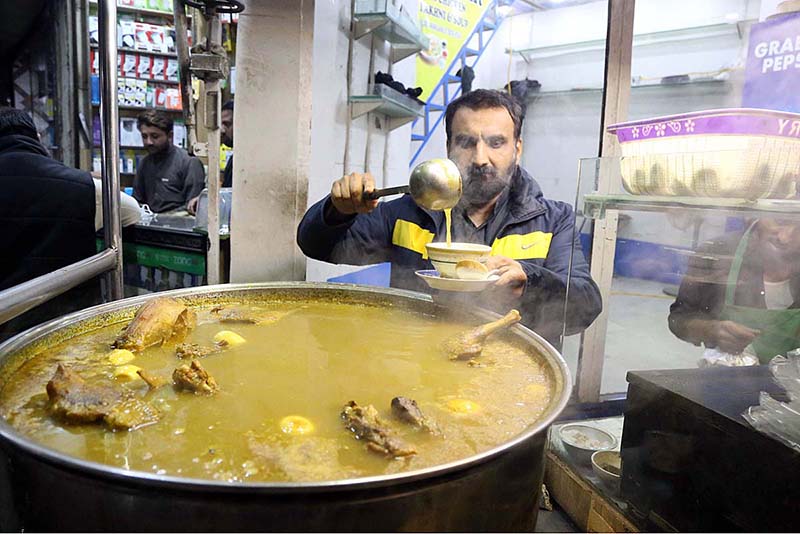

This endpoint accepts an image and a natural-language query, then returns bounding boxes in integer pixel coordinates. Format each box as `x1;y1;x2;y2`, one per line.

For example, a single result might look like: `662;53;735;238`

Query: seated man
133;110;205;213
297;89;602;344
669;217;800;363
0;107;100;339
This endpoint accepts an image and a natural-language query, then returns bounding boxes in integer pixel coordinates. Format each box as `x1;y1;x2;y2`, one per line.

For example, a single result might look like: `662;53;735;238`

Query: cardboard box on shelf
146;84;155;107
165;27;176;54
132;0;148;8
118;0;135;7
166;58;178;82
135;79;148;108
134;22;150;51
165;88;181;110
88;16;99;45
120;19;136;49
89;50;98;75
93;115;101;146
154;86;167;108
120;117;140;147
137;55;151;79
151;57;166;80
148;25;168;54
121;53;138;78
124;78;138;107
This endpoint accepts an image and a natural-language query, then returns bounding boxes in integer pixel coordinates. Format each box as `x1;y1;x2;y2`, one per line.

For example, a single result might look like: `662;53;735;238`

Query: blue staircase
410;0;507;166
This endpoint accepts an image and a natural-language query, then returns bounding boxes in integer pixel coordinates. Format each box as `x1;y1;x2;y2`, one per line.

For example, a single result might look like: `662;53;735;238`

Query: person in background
187;99;233;215
0;107;99;340
134;109;205;213
90;174;141;230
297;90;602;345
669;217;800;364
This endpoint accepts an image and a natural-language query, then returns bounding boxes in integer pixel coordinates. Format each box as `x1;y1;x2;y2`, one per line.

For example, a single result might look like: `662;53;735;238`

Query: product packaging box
151;57;166;80
166;58;179;82
146;84;155;107
88;16;99;45
135;79;148;108
154;86;167;108
149;25;168;53
165;28;176;54
166;88;181;110
89;50;98;75
118;0;135;7
93;115;102;146
121;53;138;78
137;55;151;79
134;22;150;51
132;0;148;8
125;78;138;106
120;20;136;49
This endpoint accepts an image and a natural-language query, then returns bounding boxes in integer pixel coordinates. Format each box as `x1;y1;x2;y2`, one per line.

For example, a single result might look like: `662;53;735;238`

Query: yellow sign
416;0;490;99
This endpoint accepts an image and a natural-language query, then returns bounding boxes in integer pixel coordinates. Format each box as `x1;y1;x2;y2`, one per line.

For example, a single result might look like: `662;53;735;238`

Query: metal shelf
349;92;423;130
508;22;749;63
353;1;430;62
583;193;800;220
527;78;730;98
90;43;176;58
88;1;190;19
91;102;181;112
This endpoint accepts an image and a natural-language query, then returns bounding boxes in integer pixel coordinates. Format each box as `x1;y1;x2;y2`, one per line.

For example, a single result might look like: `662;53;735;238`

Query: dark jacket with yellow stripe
297;167;602;344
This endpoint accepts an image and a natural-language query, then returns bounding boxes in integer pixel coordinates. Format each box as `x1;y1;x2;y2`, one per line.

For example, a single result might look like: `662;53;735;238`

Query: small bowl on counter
591;450;622;494
557;423;617;466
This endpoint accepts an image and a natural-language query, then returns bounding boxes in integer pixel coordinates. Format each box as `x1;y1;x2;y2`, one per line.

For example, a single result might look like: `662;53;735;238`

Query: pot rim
0;281;572;493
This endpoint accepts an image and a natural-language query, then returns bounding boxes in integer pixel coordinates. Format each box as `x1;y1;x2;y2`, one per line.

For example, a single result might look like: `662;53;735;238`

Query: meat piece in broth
137;369;169;390
341;401;416;458
441;309;521;361
391;396;441;435
46;364;158;430
113;297;196;352
175;342;218;360
210;306;297;326
173;359;218;395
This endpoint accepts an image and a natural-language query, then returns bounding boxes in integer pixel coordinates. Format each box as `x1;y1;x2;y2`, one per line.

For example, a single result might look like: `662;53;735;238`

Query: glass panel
586;0;800;395
506;0;610;379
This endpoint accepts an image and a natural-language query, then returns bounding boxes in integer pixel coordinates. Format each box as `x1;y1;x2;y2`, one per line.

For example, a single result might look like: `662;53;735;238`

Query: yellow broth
0;302;554;482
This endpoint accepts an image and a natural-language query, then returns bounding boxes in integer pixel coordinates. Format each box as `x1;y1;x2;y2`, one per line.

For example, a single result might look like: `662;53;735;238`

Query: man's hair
0;107;39;140
222;100;234;111
137;109;173;133
444;89;524;146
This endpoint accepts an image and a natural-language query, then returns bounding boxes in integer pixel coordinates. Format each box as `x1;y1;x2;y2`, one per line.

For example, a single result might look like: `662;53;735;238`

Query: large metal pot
0;283;571;532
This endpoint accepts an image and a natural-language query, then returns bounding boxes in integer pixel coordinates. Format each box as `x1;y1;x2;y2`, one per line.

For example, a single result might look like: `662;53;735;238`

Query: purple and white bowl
607;108;800;198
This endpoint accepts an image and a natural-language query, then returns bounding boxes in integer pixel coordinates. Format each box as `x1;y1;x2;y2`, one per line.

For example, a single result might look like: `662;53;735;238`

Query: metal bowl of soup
0;283;571;532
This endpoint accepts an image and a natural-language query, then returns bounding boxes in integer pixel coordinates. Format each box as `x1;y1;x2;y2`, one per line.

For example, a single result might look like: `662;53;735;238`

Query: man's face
757;218;800;262
139;124;172;155
221;109;234;147
447;106;522;208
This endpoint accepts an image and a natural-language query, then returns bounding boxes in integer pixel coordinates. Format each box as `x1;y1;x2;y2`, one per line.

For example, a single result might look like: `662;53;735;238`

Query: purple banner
742;13;800;112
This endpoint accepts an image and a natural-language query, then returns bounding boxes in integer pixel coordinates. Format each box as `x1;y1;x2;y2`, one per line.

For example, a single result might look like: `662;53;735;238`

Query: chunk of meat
175;342;217;360
104;397;160;430
137;369;169;390
442;310;521;361
391;396;440;435
46;364;158;430
173;359;218;395
210;306;296;325
341;401;416;457
114;297;196;352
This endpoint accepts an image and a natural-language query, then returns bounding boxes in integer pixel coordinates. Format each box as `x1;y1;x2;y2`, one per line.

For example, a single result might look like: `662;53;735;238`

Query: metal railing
0;0;123;326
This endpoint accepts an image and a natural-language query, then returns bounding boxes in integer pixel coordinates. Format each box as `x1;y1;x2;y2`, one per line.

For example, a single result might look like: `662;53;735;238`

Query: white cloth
93;178;141;231
764;278;793;310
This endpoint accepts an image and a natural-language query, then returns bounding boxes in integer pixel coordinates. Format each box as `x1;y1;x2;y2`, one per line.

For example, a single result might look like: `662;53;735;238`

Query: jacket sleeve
667;241;729;346
518;203;602;337
183;156;206;207
132;166;146;205
297;196;393;265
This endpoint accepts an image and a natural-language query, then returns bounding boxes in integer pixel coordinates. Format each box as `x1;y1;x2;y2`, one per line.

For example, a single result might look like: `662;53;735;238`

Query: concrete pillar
230;0;314;282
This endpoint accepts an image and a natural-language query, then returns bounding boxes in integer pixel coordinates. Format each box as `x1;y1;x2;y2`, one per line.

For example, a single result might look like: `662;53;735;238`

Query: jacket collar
0;134;51;158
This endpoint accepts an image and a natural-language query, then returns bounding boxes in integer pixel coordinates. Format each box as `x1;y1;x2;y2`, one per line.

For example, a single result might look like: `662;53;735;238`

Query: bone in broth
0;299;554;483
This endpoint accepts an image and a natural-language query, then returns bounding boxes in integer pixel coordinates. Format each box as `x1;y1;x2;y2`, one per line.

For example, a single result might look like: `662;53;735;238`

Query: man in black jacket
0;107;100;340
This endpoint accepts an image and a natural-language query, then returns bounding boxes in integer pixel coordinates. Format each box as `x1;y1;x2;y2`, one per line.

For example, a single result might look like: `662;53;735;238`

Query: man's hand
486;256;527;299
330;172;379;215
187;196;200;215
708;320;760;354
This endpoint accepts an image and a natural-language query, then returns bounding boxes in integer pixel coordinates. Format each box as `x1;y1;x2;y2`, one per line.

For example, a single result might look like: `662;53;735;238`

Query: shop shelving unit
347;0;428;127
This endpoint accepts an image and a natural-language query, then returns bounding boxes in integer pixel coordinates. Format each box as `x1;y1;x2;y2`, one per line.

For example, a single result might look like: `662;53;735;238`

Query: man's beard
458;161;516;209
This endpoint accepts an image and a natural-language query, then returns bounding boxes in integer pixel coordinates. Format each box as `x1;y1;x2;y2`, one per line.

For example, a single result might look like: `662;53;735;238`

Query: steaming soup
0;299;554;482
